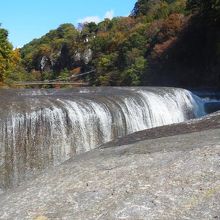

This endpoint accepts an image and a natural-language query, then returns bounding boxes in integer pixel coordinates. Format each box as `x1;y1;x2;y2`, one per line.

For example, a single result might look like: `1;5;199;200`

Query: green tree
121;56;148;86
0;25;14;81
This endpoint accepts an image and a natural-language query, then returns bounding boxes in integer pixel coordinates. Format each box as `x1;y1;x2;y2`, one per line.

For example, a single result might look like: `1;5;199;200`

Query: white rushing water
0;87;205;189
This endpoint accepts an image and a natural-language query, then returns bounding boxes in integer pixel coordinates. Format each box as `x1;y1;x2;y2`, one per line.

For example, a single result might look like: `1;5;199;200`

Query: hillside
1;0;220;88
20;0;188;86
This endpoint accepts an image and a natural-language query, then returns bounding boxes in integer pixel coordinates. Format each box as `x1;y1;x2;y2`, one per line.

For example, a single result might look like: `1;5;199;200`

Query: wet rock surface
0;112;220;219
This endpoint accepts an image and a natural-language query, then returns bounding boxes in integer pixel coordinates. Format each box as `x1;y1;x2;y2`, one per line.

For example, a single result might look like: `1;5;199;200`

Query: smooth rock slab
0;128;220;220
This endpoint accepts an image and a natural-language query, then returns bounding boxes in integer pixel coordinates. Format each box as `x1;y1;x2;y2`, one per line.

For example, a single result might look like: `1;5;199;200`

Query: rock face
0;112;220;220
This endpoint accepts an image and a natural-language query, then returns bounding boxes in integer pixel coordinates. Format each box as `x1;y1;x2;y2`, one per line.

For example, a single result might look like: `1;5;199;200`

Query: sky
0;0;137;48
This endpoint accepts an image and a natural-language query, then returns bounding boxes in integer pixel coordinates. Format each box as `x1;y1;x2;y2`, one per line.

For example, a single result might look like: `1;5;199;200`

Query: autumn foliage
1;0;220;87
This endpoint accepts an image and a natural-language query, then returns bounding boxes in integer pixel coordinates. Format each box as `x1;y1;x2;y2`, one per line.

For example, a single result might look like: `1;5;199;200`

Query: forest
0;0;220;88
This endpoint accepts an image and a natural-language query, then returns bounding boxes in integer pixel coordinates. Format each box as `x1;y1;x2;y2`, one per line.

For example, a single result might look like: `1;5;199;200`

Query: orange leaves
155;13;186;43
163;13;185;36
153;37;177;57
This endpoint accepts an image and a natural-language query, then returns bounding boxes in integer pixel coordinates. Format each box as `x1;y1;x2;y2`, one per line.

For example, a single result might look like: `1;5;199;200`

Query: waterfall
0;87;205;190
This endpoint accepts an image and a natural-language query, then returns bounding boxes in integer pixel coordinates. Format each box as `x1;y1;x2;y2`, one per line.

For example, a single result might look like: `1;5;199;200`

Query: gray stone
0;113;220;219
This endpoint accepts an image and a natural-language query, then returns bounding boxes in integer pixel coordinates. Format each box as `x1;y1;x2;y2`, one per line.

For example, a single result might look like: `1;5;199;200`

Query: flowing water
0;87;206;190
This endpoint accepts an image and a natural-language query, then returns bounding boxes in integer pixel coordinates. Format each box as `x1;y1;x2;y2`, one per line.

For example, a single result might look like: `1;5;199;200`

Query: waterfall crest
0;87;205;189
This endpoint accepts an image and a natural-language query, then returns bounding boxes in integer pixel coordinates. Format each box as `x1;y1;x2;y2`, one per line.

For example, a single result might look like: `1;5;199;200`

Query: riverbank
0;112;220;219
0;82;9;88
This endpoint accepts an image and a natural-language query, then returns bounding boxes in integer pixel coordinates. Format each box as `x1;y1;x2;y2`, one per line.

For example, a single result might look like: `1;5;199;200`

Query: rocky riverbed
0;112;220;219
